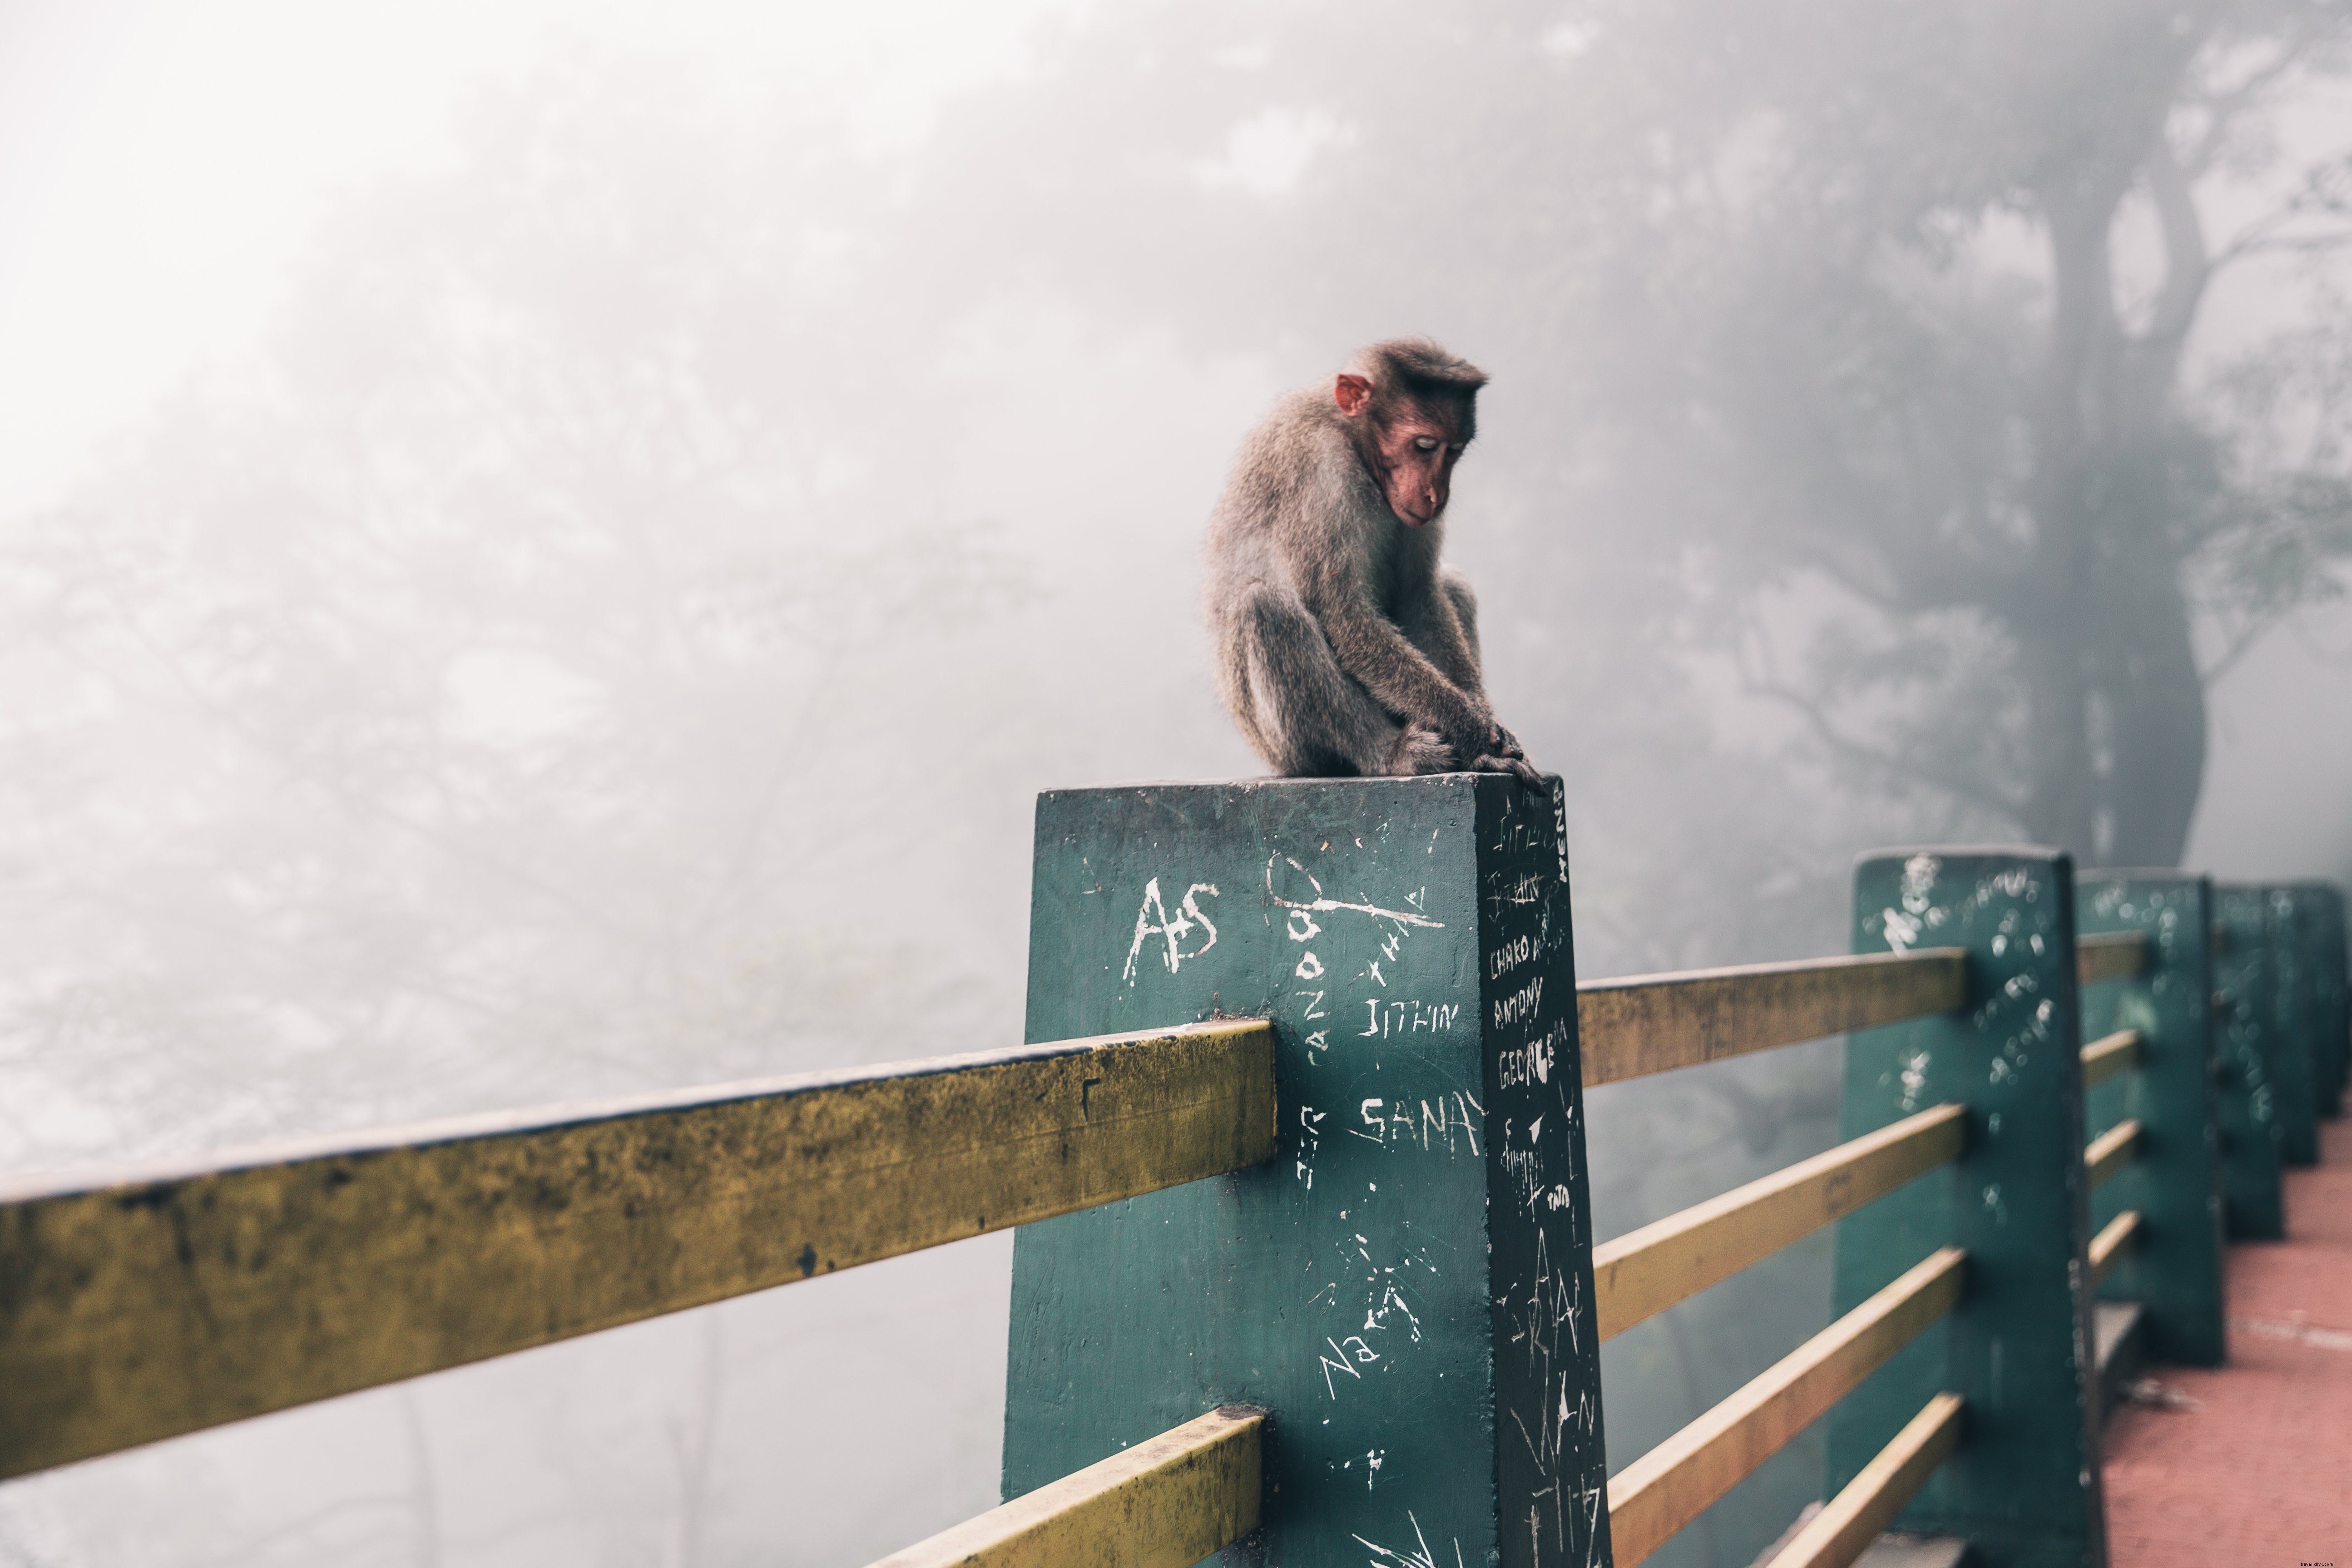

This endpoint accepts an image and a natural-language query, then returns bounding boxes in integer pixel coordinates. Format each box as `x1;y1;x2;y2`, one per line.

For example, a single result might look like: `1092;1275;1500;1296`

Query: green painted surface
1826;849;2103;1568
1003;776;1610;1568
2076;873;2227;1366
2296;883;2348;1118
2254;886;2321;1167
2213;886;2285;1239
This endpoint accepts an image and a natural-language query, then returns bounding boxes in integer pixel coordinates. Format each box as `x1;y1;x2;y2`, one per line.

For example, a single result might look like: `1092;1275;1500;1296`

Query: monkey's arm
1318;599;1492;756
1403;572;1486;697
1405;570;1542;783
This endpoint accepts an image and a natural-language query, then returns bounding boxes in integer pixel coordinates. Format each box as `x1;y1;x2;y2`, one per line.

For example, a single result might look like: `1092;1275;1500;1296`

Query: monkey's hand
1390;724;1458;776
1471;723;1543;786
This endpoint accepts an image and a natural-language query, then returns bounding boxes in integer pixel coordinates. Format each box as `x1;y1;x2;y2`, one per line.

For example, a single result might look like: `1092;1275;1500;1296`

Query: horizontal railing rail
865;1406;1263;1568
1760;1392;1965;1568
2076;930;2149;985
1591;1103;1966;1340
2080;1028;2142;1089
2089;1210;2141;1290
2085;1118;2144;1189
0;1020;1276;1479
9;793;2337;1568
1605;1247;1966;1565
1577;948;1969;1087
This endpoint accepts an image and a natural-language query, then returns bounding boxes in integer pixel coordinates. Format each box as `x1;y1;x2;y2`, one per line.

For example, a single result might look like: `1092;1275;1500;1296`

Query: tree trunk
2098;573;2208;866
2014;193;2113;857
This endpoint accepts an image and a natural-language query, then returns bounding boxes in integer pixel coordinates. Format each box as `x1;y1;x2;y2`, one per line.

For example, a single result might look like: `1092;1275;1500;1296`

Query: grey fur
1203;339;1532;779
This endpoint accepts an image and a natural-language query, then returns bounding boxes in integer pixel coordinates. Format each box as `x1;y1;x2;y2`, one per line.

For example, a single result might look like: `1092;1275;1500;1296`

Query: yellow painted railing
1592;1103;1965;1340
1605;1248;1966;1565
1577;949;1968;1087
2076;930;2149;985
2086;1118;2145;1189
1758;1393;1965;1568
0;1020;1275;1480
2081;1028;2143;1089
866;1406;1264;1568
2089;1210;2142;1289
8;843;2317;1568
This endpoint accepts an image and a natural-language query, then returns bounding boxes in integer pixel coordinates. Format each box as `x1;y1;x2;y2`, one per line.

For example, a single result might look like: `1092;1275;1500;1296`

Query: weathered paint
1003;775;1610;1568
866;1406;1263;1568
2076;1030;2140;1091
2072;932;2147;986
2076;871;2227;1365
1592;1103;1964;1341
1577;950;1966;1087
2086;1211;2139;1291
2252;885;2322;1166
2213;884;2286;1239
2083;1120;2143;1190
2294;882;2349;1117
0;1022;1274;1479
1606;1246;1962;1567
1826;848;2104;1568
1759;1392;1964;1568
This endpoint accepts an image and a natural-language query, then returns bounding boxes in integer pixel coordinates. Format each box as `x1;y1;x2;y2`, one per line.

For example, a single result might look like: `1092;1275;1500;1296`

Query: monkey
1204;338;1540;784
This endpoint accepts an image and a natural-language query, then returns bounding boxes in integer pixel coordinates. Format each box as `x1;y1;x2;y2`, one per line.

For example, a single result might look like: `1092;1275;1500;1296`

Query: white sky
0;0;1068;518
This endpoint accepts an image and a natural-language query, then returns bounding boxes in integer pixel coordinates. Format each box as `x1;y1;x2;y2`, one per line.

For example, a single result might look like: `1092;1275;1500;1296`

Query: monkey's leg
1236;588;1433;777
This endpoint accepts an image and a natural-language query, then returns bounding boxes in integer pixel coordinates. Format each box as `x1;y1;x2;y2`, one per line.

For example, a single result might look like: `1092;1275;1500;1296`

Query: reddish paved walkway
2103;1117;2352;1567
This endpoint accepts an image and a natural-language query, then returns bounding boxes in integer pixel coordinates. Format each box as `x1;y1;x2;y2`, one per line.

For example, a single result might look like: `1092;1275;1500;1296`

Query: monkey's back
1202;390;1360;626
1202;389;1405;771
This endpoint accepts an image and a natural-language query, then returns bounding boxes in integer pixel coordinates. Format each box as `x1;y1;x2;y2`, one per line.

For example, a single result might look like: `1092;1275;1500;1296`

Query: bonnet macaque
1204;338;1538;782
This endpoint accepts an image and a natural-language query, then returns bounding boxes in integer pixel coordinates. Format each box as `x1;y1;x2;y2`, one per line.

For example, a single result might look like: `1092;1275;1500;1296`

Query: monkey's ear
1333;374;1373;416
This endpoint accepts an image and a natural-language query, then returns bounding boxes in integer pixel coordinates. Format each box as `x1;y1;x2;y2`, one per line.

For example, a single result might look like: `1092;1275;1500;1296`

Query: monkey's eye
1413;436;1441;453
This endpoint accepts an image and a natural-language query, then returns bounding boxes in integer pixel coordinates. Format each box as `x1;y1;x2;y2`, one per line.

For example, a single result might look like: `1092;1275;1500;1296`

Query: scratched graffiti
1477;780;1611;1568
1350;1092;1485;1155
1030;782;1606;1567
1120;876;1220;983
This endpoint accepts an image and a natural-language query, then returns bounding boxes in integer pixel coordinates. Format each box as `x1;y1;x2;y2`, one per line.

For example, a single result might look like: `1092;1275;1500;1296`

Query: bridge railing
2;781;2346;1568
0;1026;1274;1469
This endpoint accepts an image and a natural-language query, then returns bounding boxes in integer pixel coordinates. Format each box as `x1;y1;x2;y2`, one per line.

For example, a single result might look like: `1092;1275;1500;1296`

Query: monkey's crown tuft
1347;337;1489;397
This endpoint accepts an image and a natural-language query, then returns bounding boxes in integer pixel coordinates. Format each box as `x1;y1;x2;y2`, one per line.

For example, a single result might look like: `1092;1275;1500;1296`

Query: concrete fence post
1826;847;2104;1568
2213;886;2286;1238
2297;882;2349;1120
2256;885;2322;1167
1002;776;1612;1568
2075;871;2227;1366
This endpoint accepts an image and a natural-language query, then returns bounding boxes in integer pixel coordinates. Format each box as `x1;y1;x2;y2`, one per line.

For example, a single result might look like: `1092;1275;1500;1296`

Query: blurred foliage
906;0;2352;867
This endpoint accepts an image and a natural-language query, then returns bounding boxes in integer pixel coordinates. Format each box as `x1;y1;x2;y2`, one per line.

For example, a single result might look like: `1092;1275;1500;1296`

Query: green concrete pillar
2213;885;2285;1239
1826;848;2104;1568
2076;872;2227;1366
1003;776;1610;1568
2257;886;2321;1167
2296;882;2348;1119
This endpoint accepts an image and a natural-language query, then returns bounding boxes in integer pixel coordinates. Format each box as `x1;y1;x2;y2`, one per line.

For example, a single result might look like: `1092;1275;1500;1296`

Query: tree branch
2177;40;2312;179
1742;672;2026;821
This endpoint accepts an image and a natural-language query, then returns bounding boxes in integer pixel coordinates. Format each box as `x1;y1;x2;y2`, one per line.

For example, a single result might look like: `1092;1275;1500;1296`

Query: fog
2;3;2349;1565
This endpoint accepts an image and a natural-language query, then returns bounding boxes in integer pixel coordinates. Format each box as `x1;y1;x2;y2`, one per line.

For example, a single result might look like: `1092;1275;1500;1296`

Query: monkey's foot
1391;725;1456;776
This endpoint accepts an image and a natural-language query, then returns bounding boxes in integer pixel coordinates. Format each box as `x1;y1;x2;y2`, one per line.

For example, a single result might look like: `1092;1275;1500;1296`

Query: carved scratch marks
1269;854;1446;931
1352;1511;1467;1568
1481;782;1609;1567
1352;1091;1485;1156
1121;877;1219;984
1319;1333;1380;1398
1309;1226;1440;1411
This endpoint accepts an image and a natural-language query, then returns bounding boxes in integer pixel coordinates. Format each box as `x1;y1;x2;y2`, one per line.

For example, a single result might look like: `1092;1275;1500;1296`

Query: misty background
2;2;2350;1565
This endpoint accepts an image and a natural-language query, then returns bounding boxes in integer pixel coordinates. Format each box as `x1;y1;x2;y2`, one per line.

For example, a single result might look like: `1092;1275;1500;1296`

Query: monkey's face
1370;405;1469;527
1334;375;1471;527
